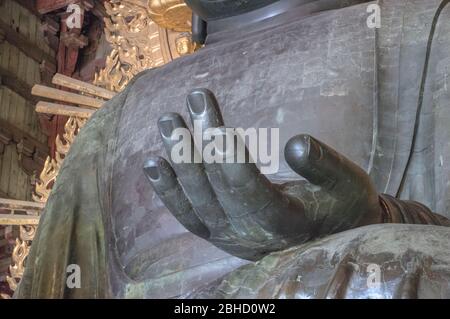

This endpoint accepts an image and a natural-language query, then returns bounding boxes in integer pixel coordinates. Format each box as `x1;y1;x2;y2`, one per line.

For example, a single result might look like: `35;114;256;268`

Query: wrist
379;194;450;226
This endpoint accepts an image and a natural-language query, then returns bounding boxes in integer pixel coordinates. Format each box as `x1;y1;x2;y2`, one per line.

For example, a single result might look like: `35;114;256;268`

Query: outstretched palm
144;89;382;261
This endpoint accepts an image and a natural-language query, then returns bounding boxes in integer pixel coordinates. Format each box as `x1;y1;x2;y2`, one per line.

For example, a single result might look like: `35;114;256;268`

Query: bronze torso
16;0;450;298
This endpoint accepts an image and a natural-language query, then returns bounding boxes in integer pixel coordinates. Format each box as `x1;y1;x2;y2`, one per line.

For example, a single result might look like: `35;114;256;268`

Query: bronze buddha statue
16;0;450;298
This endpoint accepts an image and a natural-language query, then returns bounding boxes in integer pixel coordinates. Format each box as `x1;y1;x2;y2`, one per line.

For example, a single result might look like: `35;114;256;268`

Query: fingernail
158;118;175;139
307;136;323;161
144;159;160;180
158;113;187;139
285;134;322;167
187;90;206;115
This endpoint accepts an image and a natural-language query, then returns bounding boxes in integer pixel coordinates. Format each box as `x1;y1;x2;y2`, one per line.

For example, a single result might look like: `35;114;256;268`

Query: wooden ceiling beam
0;118;48;175
36;0;77;14
0;66;39;104
0;20;56;74
0;118;49;155
0;198;44;211
0;214;40;225
0;199;43;225
12;0;41;17
52;73;115;100
32;84;104;108
0;190;10;199
36;101;95;118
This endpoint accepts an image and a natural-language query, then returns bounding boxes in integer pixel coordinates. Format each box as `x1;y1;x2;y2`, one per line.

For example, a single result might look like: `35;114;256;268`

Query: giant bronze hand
143;89;427;261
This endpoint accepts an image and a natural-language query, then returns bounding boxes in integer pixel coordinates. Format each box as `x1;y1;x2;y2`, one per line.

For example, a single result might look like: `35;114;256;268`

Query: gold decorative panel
95;0;196;92
148;0;192;32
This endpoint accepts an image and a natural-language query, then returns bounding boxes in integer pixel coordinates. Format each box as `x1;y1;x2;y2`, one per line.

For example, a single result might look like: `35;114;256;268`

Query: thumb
284;134;377;202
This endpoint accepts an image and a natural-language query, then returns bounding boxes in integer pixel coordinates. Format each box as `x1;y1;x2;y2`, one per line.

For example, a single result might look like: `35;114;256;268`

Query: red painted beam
36;0;74;14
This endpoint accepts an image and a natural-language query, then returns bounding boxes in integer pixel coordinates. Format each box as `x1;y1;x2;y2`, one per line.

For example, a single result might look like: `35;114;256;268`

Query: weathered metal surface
15;0;450;299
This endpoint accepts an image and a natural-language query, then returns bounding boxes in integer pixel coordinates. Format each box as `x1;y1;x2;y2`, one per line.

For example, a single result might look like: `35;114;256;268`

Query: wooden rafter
0;198;44;211
36;101;95;118
33;74;115;118
0;198;42;225
52;73;115;100
0;215;40;225
32;84;105;108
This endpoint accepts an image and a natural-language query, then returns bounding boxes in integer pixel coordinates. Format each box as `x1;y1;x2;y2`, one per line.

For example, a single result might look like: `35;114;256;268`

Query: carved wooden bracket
41;16;60;52
60;32;88;49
